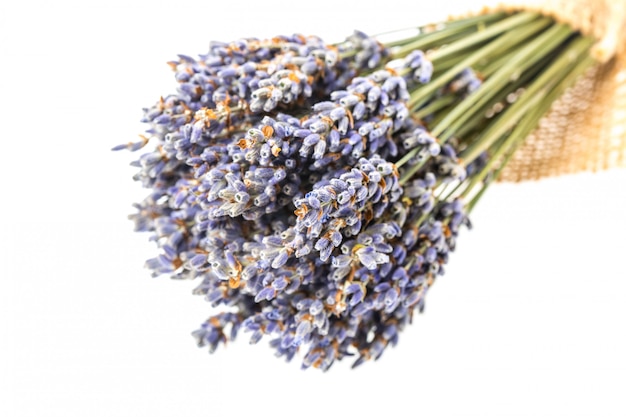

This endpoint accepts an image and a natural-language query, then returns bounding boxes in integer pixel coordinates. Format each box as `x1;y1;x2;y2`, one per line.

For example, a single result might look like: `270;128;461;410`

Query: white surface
1;1;625;416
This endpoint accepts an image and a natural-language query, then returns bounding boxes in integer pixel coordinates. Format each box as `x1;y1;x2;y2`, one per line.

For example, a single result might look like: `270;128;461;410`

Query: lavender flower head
115;29;485;371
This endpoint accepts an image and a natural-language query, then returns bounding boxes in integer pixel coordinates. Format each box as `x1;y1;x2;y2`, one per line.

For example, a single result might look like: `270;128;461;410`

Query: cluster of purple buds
114;32;389;156
340;30;390;70
448;68;483;95
289;155;402;262
404;50;434;83
116;28;489;370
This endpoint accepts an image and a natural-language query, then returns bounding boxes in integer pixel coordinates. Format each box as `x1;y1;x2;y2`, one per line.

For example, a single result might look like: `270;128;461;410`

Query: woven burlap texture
477;0;626;181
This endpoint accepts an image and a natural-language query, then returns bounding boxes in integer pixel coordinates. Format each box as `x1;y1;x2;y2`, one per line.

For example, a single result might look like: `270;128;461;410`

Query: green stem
460;36;595;164
437;66;535;142
413;95;457;120
396;18;551;175
382;13;505;48
463;100;543;201
450;46;560;141
430;49;476;74
427;12;540;62
465;52;594;212
407;16;551;113
432;22;571;141
391;12;510;56
438;44;594;214
478;45;523;77
467;51;596;212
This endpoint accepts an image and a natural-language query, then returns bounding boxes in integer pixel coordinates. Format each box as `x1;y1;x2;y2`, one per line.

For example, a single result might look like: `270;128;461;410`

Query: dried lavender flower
117;11;592;370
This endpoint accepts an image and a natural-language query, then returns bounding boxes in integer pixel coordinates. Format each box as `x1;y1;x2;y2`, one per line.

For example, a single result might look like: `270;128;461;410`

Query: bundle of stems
115;11;596;370
382;11;595;213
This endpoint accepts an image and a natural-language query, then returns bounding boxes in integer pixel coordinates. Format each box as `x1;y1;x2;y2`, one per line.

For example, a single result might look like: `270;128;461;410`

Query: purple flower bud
255;286;277;303
425;247;437;263
339;94;360;107
310;299;324;315
304;133;320;147
295;320;312;340
190;253;207;269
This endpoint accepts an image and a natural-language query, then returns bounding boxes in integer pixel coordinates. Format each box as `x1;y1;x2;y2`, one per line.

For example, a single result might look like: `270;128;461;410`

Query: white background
1;1;625;416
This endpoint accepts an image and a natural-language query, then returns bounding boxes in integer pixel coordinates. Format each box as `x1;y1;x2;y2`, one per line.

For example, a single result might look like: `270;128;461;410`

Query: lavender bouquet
114;8;624;370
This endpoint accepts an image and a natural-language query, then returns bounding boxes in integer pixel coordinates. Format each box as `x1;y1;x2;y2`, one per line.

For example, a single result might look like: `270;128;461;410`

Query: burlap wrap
473;0;626;181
